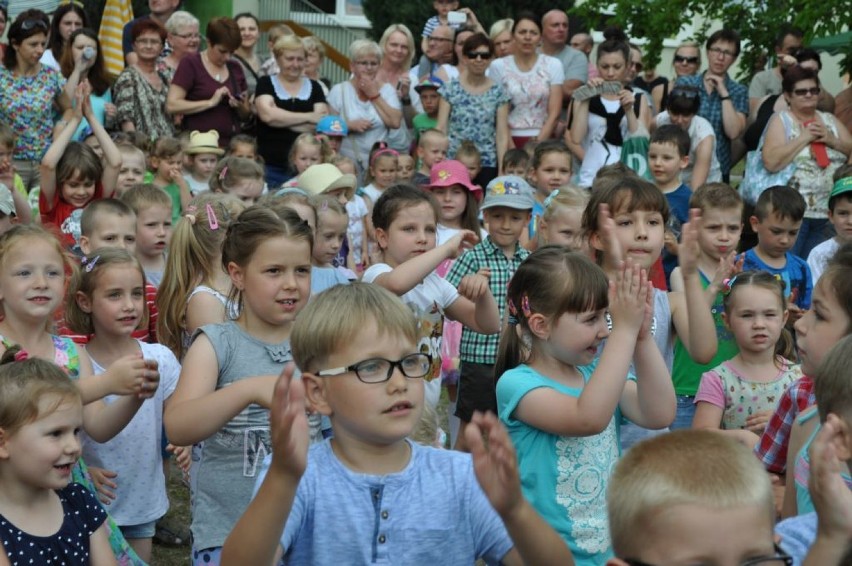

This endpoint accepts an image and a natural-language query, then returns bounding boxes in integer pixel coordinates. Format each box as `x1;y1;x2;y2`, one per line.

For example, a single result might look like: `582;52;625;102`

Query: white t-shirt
183;174;210;196
487;55;564;137
40;49;60;71
327;81;401;170
81;341;180;525
656;112;722;188
807;237;840;285
362;263;460;409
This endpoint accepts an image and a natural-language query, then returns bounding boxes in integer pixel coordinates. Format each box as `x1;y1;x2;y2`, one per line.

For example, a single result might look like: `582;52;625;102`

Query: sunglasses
793;86;821;97
20;17;48;31
465;51;491;60
670;86;700;99
674;55;699;64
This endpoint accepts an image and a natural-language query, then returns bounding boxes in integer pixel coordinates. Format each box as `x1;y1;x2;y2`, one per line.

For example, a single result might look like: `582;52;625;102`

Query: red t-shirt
39;182;104;248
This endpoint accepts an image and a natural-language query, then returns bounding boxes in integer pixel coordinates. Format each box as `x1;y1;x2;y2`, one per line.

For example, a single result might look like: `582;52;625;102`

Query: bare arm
537;84;563;141
256;95;325;128
40;86;85;208
436;98;450;134
568;99;589;156
444;277;501;335
84;96;121;198
762;113;810;172
691;135;714;188
89;523;119;566
167;82;229;116
371;95;402;130
496;103;510;173
618;333;674;429
185;291;227;337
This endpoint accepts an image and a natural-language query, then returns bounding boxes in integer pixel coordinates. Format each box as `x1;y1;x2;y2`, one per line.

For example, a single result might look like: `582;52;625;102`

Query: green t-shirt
143;171;181;224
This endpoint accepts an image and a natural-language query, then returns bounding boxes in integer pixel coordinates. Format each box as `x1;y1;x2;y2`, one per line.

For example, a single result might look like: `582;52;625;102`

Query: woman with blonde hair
302;36;331;94
489;18;514;58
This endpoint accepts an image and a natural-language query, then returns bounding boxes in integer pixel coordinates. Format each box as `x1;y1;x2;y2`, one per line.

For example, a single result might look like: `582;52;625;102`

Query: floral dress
0;65;64;161
0;335;144;565
113;65;175;143
439;79;511;168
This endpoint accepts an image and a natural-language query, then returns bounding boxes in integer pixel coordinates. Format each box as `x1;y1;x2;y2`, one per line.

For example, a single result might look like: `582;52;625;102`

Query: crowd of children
2;7;852;566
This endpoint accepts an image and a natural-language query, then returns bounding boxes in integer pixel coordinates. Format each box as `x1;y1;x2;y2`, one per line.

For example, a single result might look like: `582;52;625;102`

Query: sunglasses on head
465;50;491;60
20;17;48;31
670;86;700;99
674;55;699;64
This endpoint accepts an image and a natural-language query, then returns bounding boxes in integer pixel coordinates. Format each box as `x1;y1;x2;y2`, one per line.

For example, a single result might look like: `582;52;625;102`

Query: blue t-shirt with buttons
255;439;514;565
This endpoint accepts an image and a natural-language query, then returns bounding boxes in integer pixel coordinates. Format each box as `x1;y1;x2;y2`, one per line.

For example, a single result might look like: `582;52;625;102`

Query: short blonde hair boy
608;430;774;559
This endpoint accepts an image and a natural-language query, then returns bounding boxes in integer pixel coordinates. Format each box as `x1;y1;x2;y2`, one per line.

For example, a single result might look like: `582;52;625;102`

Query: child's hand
744;409;773;434
136;359;160;399
808;414;852;542
465;411;522;519
443;229;478;259
88;467;118;505
269;364;309;480
608;260;648;335
71;83;88;120
251;374;280;408
677;209;702;275
663;230;679;256
596;203;624;271
786;288;805;323
105;353;157;397
167;444;192;474
636;278;655;342
708;251;744;295
81;83;95;119
458;269;491;302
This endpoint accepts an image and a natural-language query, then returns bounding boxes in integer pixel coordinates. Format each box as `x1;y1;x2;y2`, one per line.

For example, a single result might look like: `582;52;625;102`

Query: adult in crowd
0;5;7;61
748;27;803;115
60;29;115;141
122;0;180;66
0;9;69;191
488;13;563;148
233;12;261;96
489;18;513;59
568;29;647;187
328;39;401;173
539;9;587;99
413;24;454;80
436;24;477;83
167;17;250;148
255;35;328;187
113;19;175;141
40;2;84;70
633;46;667;110
626;43;655;121
160;11;200;80
302;36;331;93
569;32;597;79
675;29;748;183
651;41;701;114
377;24;415;137
437;33;510;186
836;84;852;135
762;65;852;257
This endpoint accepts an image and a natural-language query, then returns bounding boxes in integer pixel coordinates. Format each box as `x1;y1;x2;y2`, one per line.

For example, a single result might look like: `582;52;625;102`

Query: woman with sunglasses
0;9;71;191
762;65;852;257
651;42;701;114
436;33;510;186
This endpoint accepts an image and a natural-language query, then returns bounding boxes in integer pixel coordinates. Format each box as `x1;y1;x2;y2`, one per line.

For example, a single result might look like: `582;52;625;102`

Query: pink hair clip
520;294;532;318
14;349;28;362
219;165;229;182
206;203;219;231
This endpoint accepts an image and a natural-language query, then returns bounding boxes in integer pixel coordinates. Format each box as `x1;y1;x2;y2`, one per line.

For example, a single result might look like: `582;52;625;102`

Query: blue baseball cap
316;116;348;137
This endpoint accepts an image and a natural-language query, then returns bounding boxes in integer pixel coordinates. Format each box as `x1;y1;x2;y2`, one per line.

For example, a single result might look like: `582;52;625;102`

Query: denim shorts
670;395;696;430
120;519;157;539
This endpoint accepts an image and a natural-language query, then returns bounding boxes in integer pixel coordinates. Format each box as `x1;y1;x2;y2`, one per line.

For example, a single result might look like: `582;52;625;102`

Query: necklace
204;51;224;81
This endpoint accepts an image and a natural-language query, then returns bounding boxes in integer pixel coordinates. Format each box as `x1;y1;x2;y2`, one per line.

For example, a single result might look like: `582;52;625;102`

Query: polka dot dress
0;483;107;565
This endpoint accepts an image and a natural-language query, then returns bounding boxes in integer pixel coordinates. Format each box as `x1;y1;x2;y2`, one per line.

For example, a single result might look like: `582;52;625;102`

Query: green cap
830;176;852;199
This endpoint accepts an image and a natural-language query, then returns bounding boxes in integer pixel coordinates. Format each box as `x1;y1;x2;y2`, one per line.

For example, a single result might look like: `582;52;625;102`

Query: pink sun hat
425;160;482;201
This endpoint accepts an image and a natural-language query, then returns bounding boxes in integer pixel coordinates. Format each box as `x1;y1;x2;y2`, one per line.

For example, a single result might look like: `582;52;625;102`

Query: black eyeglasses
20;17;48;31
465;51;491;60
674;55;699;64
316;353;432;384
624;544;793;566
792;86;821;97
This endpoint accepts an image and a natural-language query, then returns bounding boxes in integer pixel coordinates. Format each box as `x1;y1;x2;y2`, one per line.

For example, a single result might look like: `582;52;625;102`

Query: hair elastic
520;295;532;318
543;189;560;209
184;213;197;225
206;203;219;231
507;298;520;325
370;147;399;166
13;349;28;362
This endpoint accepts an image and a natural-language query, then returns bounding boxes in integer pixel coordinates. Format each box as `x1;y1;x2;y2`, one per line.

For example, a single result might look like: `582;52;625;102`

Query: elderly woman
302;35;331;94
113;19;175;141
0;9;70;191
40;3;85;70
60;29;116;141
487;13;562;148
327;39;402;173
255;35;328;186
489;19;514;60
762;65;852;257
167;17;250;147
233;12;261;96
161;10;201;80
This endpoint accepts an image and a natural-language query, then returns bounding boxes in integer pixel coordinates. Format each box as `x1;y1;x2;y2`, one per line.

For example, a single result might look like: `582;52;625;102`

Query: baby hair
371;184;437;234
151;137;182;160
288;133;331;172
80;199;135;237
607;430;773;559
455;140;481;165
364;141;399;186
501;148;529;174
0;346;81;435
542;185;588;223
291;282;418;374
582;176;670;253
688;182;742;213
722;270;794;359
0;123;16;149
530;140;572;171
209;156;265;193
0;224;71;275
222;205;314;309
495;247;609;379
418;129;448;149
57;142;102;188
752;185;806;223
815;334;852;423
650;124;690;158
65;248;148;335
120;183;172;216
156;193;238;359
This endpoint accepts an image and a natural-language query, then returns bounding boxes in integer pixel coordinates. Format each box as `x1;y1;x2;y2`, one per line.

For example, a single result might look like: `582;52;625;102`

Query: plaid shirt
754;376;815;474
446;237;529;364
675;73;748;177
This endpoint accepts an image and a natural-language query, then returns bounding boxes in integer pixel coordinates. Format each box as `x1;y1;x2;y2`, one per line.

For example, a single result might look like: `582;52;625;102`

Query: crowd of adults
0;1;851;237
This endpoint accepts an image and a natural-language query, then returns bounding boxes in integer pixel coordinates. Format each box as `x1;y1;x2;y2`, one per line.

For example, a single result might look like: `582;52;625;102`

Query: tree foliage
571;0;852;80
362;0;575;52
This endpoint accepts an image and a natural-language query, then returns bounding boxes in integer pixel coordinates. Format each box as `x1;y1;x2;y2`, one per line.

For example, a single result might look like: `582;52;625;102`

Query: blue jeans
265;164;292;190
670;395;696;430
792;217;834;259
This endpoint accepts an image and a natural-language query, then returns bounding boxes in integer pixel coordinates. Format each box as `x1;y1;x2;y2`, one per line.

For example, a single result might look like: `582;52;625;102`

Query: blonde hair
272;34;305;58
156;194;240;359
378;24;414;69
301;35;326;59
66;249;148;335
489;18;513;41
542;185;588;223
263;191;318;230
674;41;702;67
0;346;81;435
291;282;418;373
289;133;332;172
120;183;172;216
815;334;852;423
209;156;264;194
314;194;347;223
608;430;774;558
266;23;294;47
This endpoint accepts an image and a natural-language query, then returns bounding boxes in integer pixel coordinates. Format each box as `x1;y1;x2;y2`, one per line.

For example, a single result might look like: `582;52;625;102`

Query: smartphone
447;11;467;25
